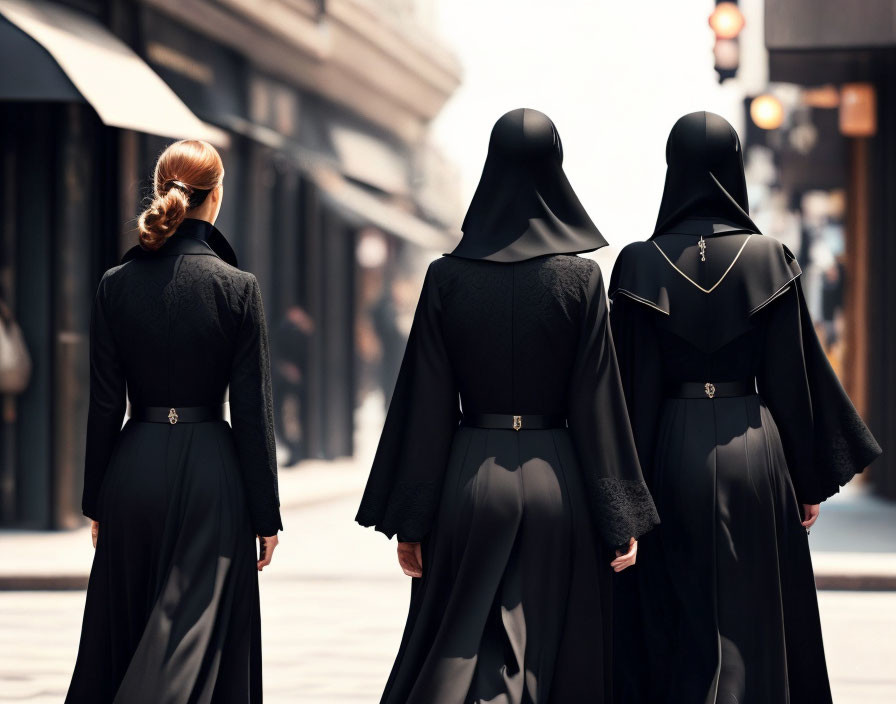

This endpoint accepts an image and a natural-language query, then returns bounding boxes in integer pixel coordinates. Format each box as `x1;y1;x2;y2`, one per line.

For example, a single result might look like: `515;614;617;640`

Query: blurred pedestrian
609;112;881;704
66;140;281;703
356;108;658;703
273;305;313;466
0;290;31;395
369;278;404;407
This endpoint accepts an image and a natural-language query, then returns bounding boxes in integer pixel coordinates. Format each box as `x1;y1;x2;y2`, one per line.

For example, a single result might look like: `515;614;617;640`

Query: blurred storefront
749;0;895;499
0;0;460;528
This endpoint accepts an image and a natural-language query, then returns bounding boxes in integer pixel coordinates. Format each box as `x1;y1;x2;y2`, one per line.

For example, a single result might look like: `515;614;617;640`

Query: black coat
357;254;658;702
609;226;881;704
68;219;279;703
82;219;281;536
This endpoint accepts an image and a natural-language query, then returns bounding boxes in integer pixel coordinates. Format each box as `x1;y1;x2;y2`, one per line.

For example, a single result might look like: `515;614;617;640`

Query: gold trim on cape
652;234;754;294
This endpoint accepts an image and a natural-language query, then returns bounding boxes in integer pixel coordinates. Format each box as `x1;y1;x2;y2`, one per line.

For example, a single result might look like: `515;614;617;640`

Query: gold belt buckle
512;415;522;431
168;408;179;424
704;383;716;399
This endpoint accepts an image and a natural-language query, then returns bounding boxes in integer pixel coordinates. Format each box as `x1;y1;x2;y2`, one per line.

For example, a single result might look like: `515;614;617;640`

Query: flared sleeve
230;274;282;536
356;263;460;542
567;264;659;548
607;296;666;491
83;274;127;520
758;279;881;504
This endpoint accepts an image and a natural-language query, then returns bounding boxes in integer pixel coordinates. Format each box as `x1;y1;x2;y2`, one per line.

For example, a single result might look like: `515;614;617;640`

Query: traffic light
709;1;745;83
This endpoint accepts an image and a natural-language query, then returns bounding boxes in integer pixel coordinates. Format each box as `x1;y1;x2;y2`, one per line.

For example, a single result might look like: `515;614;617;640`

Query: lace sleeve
567;263;659;547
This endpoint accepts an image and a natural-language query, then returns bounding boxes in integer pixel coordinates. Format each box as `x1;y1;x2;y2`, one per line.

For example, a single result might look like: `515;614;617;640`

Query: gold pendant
698;236;706;262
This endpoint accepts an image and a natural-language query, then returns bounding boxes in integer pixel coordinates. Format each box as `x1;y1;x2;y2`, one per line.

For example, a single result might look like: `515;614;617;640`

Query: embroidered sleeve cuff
589;477;660;547
356;481;439;542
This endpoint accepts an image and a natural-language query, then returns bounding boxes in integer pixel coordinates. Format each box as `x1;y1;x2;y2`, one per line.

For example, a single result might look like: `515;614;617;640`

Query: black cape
608;113;881;704
357;109;657;703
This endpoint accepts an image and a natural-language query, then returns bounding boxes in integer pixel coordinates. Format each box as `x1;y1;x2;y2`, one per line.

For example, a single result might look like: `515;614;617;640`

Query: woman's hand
611;537;637;572
91;520;99;549
397;541;423;578
802;504;820;531
257;534;279;571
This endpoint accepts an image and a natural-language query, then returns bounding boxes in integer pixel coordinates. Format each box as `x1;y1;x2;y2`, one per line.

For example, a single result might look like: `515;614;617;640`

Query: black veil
450;108;607;262
651;111;759;238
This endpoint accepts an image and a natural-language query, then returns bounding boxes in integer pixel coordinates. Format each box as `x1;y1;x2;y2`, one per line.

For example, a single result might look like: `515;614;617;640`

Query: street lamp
750;94;784;130
709;1;745;83
708;2;746;39
713;39;740;71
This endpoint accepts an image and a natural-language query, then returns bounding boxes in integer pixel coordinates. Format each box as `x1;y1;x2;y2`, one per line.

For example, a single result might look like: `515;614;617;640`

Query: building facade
0;0;461;528
757;0;895;499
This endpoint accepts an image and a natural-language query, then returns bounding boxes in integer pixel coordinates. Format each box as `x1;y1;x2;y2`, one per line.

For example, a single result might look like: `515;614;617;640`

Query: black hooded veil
652;110;759;237
609;111;881;704
451;107;607;261
357;108;657;703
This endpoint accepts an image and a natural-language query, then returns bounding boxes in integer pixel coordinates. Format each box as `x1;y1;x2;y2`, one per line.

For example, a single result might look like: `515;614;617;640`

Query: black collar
655;216;756;238
120;218;238;267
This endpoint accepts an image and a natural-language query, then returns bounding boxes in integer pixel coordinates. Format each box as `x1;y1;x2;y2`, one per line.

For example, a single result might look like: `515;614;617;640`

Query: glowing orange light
839;83;876;137
709;2;746;39
750;94;784;130
801;85;840;109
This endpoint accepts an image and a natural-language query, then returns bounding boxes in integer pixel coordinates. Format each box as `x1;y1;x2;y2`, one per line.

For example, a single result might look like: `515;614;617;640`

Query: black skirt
66;419;262;704
636;395;831;704
381;426;613;704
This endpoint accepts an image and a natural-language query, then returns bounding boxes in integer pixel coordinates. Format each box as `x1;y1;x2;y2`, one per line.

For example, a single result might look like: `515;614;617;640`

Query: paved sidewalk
0;456;371;589
806;479;896;589
0;395;383;590
2;493;896;703
0;387;894;701
3;456;894;590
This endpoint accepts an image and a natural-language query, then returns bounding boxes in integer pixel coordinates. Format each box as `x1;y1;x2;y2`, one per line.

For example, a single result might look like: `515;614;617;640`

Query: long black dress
66;218;282;704
357;109;659;703
609;112;881;704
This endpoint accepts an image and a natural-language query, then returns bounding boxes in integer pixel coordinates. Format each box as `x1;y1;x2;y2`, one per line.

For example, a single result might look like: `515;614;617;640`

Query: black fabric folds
450;108;607;262
357;254;658;703
652;111;760;237
355;263;460;542
608;234;802;352
69;217;279;702
357;109;656;700
609;110;881;703
759;283;883;503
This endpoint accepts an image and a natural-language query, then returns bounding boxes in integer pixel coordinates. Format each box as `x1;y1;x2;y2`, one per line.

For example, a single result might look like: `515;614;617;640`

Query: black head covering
450;108;607;262
651;111;759;238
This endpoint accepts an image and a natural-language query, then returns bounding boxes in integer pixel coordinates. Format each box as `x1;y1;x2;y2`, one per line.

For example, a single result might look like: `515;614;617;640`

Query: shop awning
310;165;456;252
328;123;411;196
0;0;228;146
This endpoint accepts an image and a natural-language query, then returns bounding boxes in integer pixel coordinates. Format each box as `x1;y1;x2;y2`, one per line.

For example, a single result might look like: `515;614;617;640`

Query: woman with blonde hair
66;140;281;703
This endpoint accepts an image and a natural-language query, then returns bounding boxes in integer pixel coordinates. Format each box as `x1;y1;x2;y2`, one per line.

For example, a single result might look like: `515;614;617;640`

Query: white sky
429;0;748;258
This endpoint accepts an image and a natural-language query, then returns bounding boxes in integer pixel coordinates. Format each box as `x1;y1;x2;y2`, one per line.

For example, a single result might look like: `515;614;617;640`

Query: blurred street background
1;0;895;701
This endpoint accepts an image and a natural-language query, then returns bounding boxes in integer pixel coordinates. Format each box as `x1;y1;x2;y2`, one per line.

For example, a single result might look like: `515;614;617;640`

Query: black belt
668;380;756;399
462;413;567;431
129;404;225;425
